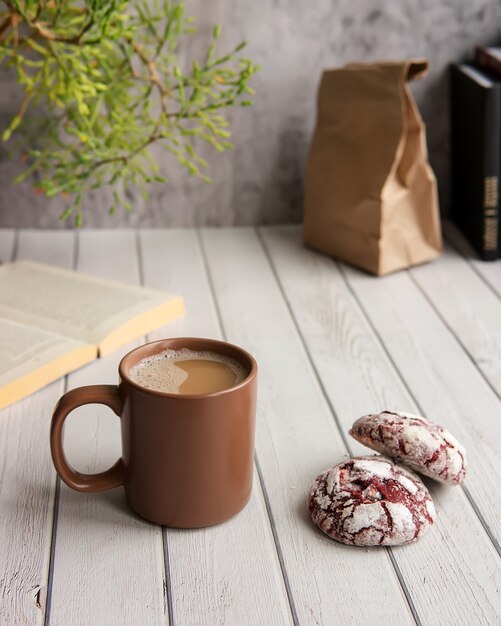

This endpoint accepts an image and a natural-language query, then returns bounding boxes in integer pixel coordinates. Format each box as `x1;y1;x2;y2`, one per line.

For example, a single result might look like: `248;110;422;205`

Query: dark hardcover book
476;46;501;255
475;46;501;79
450;63;499;260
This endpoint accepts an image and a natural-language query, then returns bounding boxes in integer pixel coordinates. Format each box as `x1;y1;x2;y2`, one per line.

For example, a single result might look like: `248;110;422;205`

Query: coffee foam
128;348;247;394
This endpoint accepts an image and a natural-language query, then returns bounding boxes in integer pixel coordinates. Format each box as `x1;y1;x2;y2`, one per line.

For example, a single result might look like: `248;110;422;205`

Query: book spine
475;50;501;257
482;176;498;258
482;86;499;261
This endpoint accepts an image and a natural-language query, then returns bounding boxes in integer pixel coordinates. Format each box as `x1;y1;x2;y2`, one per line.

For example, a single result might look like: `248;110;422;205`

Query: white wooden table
0;225;500;626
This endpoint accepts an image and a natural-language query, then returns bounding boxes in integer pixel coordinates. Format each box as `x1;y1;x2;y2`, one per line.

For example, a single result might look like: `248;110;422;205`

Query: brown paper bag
303;60;442;275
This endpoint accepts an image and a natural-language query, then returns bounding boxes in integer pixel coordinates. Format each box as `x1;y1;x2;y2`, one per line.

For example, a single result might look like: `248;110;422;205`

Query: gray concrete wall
1;0;501;227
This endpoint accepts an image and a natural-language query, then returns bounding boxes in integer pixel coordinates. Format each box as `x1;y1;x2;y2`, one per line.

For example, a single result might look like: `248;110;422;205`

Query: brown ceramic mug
50;338;257;528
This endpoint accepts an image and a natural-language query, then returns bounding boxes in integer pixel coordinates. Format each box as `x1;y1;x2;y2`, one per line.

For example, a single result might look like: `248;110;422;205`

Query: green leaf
2;115;22;141
59;207;73;221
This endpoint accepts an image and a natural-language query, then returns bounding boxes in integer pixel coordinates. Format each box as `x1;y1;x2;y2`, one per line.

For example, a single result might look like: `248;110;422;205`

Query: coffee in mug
129;348;247;395
50;338;257;528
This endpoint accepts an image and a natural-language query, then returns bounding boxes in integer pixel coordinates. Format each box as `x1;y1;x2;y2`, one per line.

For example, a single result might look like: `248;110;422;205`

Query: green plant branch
0;0;259;223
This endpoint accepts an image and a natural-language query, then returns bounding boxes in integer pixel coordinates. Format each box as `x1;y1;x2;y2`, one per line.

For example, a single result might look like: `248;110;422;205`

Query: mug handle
50;385;124;493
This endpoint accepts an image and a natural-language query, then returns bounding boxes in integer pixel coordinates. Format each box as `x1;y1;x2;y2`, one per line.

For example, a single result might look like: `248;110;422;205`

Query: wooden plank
0;229;15;263
139;229;221;340
200;227;415;626
139;229;293;626
14;229;75;269
410;242;501;398
336;238;501;547
443;221;501;298
48;231;167;626
0;231;74;625
261;226;501;625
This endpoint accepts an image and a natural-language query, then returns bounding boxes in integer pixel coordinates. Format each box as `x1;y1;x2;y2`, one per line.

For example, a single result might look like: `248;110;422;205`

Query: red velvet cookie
349;411;467;485
308;456;435;546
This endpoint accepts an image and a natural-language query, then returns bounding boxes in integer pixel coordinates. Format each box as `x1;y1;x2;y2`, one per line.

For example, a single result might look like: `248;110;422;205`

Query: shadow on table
43;477;158;529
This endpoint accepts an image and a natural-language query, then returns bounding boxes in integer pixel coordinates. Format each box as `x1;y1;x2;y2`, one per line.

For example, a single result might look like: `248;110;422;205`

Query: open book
0;261;184;409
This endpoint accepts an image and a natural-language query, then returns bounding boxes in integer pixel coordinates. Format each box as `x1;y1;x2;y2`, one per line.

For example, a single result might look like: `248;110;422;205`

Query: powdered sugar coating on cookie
349;411;467;485
308;456;436;546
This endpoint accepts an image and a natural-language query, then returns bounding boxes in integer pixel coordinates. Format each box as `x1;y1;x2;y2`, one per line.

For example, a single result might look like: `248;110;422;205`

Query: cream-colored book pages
0;318;96;409
0;261;184;355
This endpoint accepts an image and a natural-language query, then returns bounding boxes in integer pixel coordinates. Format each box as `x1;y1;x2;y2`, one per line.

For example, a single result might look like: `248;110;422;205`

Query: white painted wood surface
341;252;501;547
0;229;15;263
0;226;500;626
260;226;501;625
48;231;167;626
140;229;292;626
0;231;74;625
444;221;501;298
200;228;415;626
410;242;501;398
